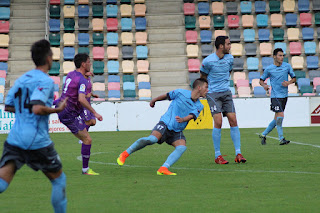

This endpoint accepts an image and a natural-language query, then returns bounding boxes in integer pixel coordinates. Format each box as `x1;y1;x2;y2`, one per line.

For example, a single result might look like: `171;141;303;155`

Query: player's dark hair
215;36;229;49
31;39;52;66
193;78;208;89
74;53;89;68
273;48;284;56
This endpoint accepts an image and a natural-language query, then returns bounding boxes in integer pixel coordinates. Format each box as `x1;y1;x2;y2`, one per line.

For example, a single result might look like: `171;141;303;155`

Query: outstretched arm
33;98;68;115
150;93;168;108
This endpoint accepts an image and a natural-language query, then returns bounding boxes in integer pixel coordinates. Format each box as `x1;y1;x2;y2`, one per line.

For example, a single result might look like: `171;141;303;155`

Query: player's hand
282;81;290;87
94;112;103;121
263;85;269;91
150;99;156;108
92;94;99;98
56;98;68;112
175;116;184;123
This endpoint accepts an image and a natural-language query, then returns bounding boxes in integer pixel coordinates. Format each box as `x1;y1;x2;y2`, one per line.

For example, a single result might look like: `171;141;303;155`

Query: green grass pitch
1;127;320;212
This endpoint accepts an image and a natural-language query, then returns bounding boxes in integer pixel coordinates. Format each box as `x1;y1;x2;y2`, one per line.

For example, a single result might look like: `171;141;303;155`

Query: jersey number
14;88;32;113
63;78;72;94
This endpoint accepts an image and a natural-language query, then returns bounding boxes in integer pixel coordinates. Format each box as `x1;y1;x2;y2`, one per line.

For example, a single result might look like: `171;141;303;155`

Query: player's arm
150;93;168;108
78;93;103;121
175;114;195;123
259;79;269;91
200;72;208;80
282;77;296;87
4;105;15;113
32;98;68;115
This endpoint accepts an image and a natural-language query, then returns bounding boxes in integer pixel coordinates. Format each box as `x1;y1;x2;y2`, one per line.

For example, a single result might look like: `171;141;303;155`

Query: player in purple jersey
57;53;103;175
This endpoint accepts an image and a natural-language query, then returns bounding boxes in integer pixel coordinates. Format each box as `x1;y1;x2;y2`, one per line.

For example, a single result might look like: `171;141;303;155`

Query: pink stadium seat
92;47;105;60
107;46;119;60
0;21;9;33
186;31;197;44
188;59;200;72
134;4;146;17
228;15;239;28
270;14;283;27
260;43;272;56
106;18;118;31
0;70;6;78
238;87;252;97
303;93;316;96
242;15;254;28
313;77;320;89
92;18;104;32
214;30;227;38
199;16;210;29
300;13;312;26
50;0;60;5
135;32;147;45
184;3;195;15
0;49;8;61
233;72;246;84
212;2;223;15
93;82;105;91
236;79;249;88
137;60;149;73
251;79;260;88
289;42;302;55
50;76;60;85
108;82;120;90
78;0;88;4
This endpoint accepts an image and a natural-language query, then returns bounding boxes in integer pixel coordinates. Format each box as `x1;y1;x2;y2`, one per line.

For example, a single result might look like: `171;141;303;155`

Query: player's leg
0;161;15;193
259;99;277;145
274;98;289;145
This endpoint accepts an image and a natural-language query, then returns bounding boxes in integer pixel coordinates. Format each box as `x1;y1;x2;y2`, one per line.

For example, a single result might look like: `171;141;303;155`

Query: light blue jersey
5;69;55;150
200;53;233;93
160;89;204;132
260;62;295;98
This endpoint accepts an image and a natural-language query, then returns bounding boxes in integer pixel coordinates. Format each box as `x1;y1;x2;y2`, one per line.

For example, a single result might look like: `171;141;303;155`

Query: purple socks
81;144;91;169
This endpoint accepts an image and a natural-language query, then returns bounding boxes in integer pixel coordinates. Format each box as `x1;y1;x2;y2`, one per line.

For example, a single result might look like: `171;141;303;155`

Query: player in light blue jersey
117;78;208;175
259;48;296;145
0;40;67;213
201;36;246;165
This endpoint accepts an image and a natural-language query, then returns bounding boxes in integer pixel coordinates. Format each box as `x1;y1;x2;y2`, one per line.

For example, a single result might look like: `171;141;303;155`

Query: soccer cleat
235;153;247;163
215;155;229;164
279;138;290;145
259;134;266;145
117;150;129;166
82;168;99;175
157;167;177;176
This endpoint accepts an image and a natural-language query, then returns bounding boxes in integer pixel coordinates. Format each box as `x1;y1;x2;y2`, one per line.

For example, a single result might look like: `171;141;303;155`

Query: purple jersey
60;70;88;116
85;77;92;103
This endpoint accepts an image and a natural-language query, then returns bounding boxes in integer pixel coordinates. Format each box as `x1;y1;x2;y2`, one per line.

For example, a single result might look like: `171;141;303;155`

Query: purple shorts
80;108;96;122
58;110;86;134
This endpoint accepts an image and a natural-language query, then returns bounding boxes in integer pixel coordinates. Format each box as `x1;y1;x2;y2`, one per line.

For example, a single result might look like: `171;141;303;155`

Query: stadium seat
248;72;261;84
63;47;75;60
92;5;103;18
257;14;268;28
237;79;249;88
136;45;148;59
297;78;310;90
78;5;89;18
135;0;145;3
229;30;241;43
200;30;212;43
122;46;133;59
212;2;223;15
247;57;259;71
287;28;299;41
0;7;10;20
0;70;6;79
304;42;316;55
0;1;9;7
78;0;89;4
214;30;227;38
274;42;287;55
186;31;197;44
233;58;244;71
107;0;117;3
298;0;309;12
120;0;131;4
50;0;60;5
269;0;280;13
123;89;136;100
240;1;252;14
251;79;261;88
123;82;135;91
93;47;105;60
106;4;118;18
289;42;302;55
50;5;60;18
108;75;120;83
201;45;213;57
0;20;9;33
283;0;295;12
292;56;304;69
0;62;8;72
188;59;200;72
273;28;284;41
122;60;134;73
230;87;236;97
288;84;299;96
254;86;267;97
243;29;255;42
106;18;118;31
309;70;320;82
63;5;75;18
138;82;151;90
93;75;105;83
108;82;120;91
285;13;297;27
198;2;209;15
92;18;104;31
231;43;242;56
137;74;150;83
49;62;60;75
199;16;210;29
138;89;151;100
108;90;121;100
64;0;75;4
258;29;270;41
242;15;254;28
135;32;147;45
261;57;273;70
107;60;119;74
135;17;146;31
49;19;60;32
121;18;132;31
134;4;146;17
213;15;225;28
255;1;266;13
52;47;60;60
270;14;282;27
314;0;320;11
313;77;320;89
93;61;104;75
245;43;257;56
63;61;74;74
260;43;272;56
189;72;200;88
293;71;306;81
106;46;119;60
300;13;312;27
78;33;89;46
307;56;319;70
184;3;195;15
107;32;118;45
121;32;133;45
233;72;246;85
93;0;104;4
120;4;132;17
63;33;75;46
228;15;239;28
301;28;313;41
93;82;105;91
238;87;252;97
0;77;5;86
137;60;149;73
49;33;60;46
78;18;89;31
64;18;75;31
123;75;134;83
226;2;238;14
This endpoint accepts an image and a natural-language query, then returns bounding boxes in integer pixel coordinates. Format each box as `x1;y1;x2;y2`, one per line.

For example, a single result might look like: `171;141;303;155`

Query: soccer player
117;78;208;175
259;48;296;145
200;36;246;165
0;39;67;213
57;53;103;175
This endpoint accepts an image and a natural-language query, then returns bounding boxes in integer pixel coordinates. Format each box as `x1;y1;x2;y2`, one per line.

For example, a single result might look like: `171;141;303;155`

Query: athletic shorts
206;90;235;117
270;97;288;113
0;141;62;173
58;110;86;134
80;108;95;122
152;121;186;145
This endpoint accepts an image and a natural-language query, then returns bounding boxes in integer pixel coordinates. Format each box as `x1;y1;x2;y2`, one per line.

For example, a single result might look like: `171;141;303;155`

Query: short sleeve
229;56;234;72
78;76;88;94
200;58;209;74
260;68;269;81
288;64;295;78
168;89;180;100
30;79;54;105
5;82;18;106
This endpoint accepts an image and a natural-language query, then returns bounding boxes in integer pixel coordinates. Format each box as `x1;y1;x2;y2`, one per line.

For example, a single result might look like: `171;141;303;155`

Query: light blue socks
51;172;67;213
0;178;8;193
212;128;221;158
230;126;241;155
262;119;276;136
126;135;158;154
276;117;284;140
162;145;187;168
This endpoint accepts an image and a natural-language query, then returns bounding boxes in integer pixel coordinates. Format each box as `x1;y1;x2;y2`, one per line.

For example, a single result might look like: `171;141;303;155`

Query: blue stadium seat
230;87;236;96
248;71;260;84
229;30;241;42
255;1;266;13
307;56;319;69
123;82;135;90
243;29;255;42
49;19;60;32
0;78;5;85
304;42;316;55
240;1;252;14
258;29;270;41
285;13;297;27
64;0;75;4
201;45;213;57
302;28;314;40
107;0;117;4
121;18;132;31
63;47;75;60
0;62;8;72
257;14;268;27
78;18;89;31
0;7;10;20
0;0;10;7
108;90;121;99
107;32;118;45
298;0;309;12
138;82;151;89
78;5;89;18
274;42;287;55
245;43;257;56
108;75;120;82
107;4;118;18
247;57;259;71
233;58;244;71
200;30;212;43
93;75;105;83
135;17;146;31
254;86;267;97
78;33;89;46
297;78;310;90
136;46;148;59
122;46;134;59
107;60;119;74
0;93;3;103
198;2;209;15
93;91;106;99
262;57;273;70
